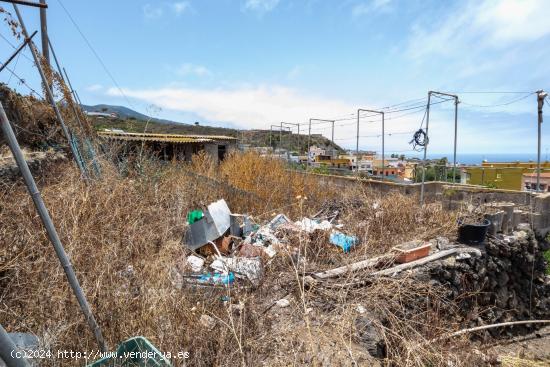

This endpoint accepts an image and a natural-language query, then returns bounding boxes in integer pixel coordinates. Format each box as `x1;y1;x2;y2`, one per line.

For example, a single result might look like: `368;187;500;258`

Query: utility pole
39;0;49;65
307;118;334;168
282;122;299;158
358;109;384;173
420;92;431;205
537;90;547;192
420;91;459;205
331;120;335;145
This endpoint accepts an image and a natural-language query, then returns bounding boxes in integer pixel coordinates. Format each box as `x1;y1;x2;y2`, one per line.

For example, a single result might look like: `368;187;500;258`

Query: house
97;130;238;163
522;172;550;192
464;161;550;190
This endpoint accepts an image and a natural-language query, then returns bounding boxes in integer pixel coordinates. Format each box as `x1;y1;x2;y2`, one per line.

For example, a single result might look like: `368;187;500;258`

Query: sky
1;0;550;155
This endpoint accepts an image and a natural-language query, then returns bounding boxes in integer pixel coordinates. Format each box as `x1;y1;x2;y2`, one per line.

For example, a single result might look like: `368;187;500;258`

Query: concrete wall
299;170;550;233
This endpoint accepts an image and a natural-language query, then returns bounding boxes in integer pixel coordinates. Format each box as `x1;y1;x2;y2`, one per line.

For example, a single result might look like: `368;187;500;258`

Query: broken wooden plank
311;254;389;280
370;247;482;277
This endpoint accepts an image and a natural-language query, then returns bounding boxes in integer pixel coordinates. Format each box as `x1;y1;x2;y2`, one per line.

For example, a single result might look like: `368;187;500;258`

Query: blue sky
1;0;550;155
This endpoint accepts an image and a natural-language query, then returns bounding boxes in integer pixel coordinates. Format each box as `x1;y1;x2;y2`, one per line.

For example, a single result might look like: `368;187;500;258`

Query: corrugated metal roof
97;131;237;144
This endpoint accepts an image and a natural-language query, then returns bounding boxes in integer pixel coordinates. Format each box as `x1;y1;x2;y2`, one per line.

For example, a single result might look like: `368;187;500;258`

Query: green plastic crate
87;336;171;367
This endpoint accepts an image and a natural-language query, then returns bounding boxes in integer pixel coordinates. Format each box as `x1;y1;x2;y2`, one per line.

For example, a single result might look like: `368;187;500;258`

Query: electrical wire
460;92;535;108
54;0;135;108
2;65;44;98
0;31;35;64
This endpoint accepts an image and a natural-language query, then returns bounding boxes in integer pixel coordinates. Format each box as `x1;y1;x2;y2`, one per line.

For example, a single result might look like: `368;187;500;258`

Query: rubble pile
175;199;358;289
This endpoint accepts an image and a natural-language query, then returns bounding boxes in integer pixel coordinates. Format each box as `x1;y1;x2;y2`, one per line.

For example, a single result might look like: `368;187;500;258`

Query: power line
0;31;35;64
450;91;534;94
460;92;535;108
54;0;134;108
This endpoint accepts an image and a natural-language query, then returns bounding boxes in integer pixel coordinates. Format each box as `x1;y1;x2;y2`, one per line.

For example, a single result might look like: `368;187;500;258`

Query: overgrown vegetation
0;150;482;366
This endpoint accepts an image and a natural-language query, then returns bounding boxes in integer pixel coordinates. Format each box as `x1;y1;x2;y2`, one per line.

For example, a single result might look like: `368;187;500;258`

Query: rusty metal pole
0;102;107;352
39;0;49;65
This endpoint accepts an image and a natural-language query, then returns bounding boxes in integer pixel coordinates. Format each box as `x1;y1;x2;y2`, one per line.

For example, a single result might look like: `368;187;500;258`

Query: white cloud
176;63;212;77
85;84;103;92
243;0;280;15
352;0;392;17
143;4;163;19
106;84;355;130
407;0;550;60
172;1;190;15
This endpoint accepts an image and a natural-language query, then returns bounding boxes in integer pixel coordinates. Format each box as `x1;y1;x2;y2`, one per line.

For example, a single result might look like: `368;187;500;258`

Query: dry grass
0;151;477;366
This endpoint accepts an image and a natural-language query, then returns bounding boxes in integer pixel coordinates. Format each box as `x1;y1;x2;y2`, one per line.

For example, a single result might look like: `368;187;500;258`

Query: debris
238;243;266;258
393;241;432;264
295;217;332;233
268;213;292;230
264;244;277;258
356;305;367;314
187;209;204;224
186;255;205;273
230;214;243;237
330;231;359;253
276;298;290;308
199;314;217;331
372;247;482;277
184;272;235;286
211;256;264;286
185;199;232;250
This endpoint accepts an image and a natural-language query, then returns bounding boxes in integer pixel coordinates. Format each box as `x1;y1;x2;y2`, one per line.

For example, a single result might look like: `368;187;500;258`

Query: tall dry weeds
0;152;474;366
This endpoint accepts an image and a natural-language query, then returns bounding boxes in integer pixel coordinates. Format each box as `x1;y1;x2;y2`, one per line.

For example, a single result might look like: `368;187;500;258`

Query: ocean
400;153;547;166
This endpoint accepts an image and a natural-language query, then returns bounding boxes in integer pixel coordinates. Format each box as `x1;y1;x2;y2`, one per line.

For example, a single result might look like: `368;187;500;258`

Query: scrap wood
310;254;390;280
307;246;482;284
430;319;550;343
369;247;482;277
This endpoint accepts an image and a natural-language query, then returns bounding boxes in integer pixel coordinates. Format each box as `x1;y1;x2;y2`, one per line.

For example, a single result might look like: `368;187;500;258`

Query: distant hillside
89;107;343;153
81;104;186;125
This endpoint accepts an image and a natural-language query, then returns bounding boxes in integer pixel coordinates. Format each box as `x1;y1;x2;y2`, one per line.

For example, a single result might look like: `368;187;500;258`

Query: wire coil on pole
409;129;428;151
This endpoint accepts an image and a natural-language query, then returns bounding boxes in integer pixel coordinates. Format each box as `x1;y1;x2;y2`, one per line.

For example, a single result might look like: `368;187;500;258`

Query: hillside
89;109;344;153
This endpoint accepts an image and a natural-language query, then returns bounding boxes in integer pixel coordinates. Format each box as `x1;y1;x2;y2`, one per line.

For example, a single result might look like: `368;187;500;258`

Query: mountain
81;104;186;125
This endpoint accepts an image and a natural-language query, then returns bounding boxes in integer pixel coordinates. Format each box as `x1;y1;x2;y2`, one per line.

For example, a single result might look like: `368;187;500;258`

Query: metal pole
13;5;87;178
356;110;360;173
269;125;272;148
279;121;282;151
0;0;47;8
0;31;36;73
381;112;385;171
420;92;431;206
0;323;31;367
48;38;64;81
331;120;334;145
452;97;458;183
537;90;547;192
307;119;312;168
39;0;49;65
0;102;107;352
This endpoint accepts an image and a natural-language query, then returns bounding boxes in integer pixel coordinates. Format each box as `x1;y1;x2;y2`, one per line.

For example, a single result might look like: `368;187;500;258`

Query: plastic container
458;218;491;244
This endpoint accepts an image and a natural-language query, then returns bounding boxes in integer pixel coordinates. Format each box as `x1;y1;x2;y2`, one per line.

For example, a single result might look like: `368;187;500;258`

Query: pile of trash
179;199;359;288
